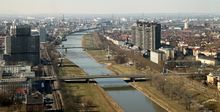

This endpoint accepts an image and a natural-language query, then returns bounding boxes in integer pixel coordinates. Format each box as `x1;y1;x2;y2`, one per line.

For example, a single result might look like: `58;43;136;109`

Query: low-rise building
165;60;201;69
159;47;175;60
105;36;124;46
26;92;44;112
183;48;193;56
1;65;35;78
150;50;166;64
15;88;27;103
218;81;220;91
196;54;218;66
200;50;217;57
207;72;220;85
0;78;29;94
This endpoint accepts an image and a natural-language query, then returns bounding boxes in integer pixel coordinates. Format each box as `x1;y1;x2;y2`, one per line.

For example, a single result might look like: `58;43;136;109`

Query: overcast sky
0;0;220;14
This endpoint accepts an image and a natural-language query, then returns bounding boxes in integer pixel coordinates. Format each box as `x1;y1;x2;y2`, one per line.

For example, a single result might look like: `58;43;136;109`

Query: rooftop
27;92;43;105
208;72;220;77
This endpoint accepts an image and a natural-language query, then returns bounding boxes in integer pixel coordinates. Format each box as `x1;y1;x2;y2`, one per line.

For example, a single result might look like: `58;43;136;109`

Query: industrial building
4;25;40;65
131;21;161;51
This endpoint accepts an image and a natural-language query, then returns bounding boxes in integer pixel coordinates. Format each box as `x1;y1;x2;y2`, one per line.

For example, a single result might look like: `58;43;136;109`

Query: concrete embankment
96;85;124;112
130;84;171;112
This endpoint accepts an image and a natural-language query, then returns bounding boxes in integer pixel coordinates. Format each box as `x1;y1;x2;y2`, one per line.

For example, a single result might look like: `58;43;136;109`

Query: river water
60;32;166;112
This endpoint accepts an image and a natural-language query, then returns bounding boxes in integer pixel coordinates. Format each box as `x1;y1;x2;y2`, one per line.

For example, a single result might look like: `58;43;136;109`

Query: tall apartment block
40;27;47;43
131;21;161;51
4;25;40;65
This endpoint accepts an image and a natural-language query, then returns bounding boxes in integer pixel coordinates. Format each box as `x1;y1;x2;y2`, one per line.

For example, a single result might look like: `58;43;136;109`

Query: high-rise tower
133;21;161;51
4;25;40;65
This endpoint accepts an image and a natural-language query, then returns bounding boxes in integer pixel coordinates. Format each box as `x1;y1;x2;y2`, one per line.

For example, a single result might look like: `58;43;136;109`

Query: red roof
16;88;27;94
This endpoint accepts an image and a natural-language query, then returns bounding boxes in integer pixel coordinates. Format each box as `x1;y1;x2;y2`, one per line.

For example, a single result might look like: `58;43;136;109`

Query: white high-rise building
184;19;189;30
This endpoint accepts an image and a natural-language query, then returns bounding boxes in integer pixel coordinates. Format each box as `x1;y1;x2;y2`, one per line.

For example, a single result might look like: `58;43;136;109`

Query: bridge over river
31;74;150;83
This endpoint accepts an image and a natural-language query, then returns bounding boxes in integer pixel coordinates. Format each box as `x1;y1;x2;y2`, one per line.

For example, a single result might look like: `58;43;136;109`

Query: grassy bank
59;58;122;112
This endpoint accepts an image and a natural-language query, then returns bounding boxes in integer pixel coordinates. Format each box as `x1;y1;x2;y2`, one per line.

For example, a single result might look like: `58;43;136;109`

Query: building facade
150;50;166;64
207;72;220;85
218;80;220;91
159;47;175;60
131;24;136;45
196;54;218;66
40;27;47;43
4;25;40;65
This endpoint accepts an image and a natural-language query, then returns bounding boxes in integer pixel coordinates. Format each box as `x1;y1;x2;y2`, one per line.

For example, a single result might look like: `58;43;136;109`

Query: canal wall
96;85;124;112
130;84;171;112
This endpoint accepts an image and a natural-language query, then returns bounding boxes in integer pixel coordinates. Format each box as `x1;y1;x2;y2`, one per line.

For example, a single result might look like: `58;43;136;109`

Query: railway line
41;43;64;111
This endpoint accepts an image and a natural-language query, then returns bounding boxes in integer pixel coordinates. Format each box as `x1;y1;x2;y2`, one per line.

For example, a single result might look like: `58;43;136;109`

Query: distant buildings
131;21;161;51
4;25;40;65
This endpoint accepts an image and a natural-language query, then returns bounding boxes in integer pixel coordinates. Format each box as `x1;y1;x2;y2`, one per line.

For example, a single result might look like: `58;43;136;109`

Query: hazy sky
0;0;220;14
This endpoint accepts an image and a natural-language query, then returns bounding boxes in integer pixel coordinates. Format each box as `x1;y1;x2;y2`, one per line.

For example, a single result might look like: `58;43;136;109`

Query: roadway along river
60;31;166;112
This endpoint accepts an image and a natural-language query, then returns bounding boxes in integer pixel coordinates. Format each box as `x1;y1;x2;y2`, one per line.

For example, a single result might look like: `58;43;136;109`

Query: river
59;32;166;112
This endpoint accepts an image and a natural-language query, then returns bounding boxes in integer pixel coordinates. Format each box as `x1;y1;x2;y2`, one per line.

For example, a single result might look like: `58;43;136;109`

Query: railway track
42;44;64;111
52;83;62;111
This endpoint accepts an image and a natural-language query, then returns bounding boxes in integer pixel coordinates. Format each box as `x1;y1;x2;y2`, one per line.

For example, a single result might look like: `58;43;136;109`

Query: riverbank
58;59;123;112
82;32;188;112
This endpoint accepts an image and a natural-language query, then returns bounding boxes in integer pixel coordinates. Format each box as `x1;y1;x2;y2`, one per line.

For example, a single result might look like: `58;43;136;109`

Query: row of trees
60;84;97;112
150;74;218;111
0;92;14;106
0;82;25;107
97;33;162;70
150;75;194;110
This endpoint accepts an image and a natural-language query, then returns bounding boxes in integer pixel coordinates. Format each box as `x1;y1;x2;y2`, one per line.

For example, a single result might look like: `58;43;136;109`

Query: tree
0;92;13;106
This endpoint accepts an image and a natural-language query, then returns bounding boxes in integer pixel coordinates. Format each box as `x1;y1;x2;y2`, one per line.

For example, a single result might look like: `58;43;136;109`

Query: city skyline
0;0;220;14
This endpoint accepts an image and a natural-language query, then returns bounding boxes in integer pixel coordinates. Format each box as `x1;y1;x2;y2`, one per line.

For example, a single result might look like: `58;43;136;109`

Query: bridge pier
58;58;63;67
86;79;90;83
65;48;67;53
130;78;135;82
